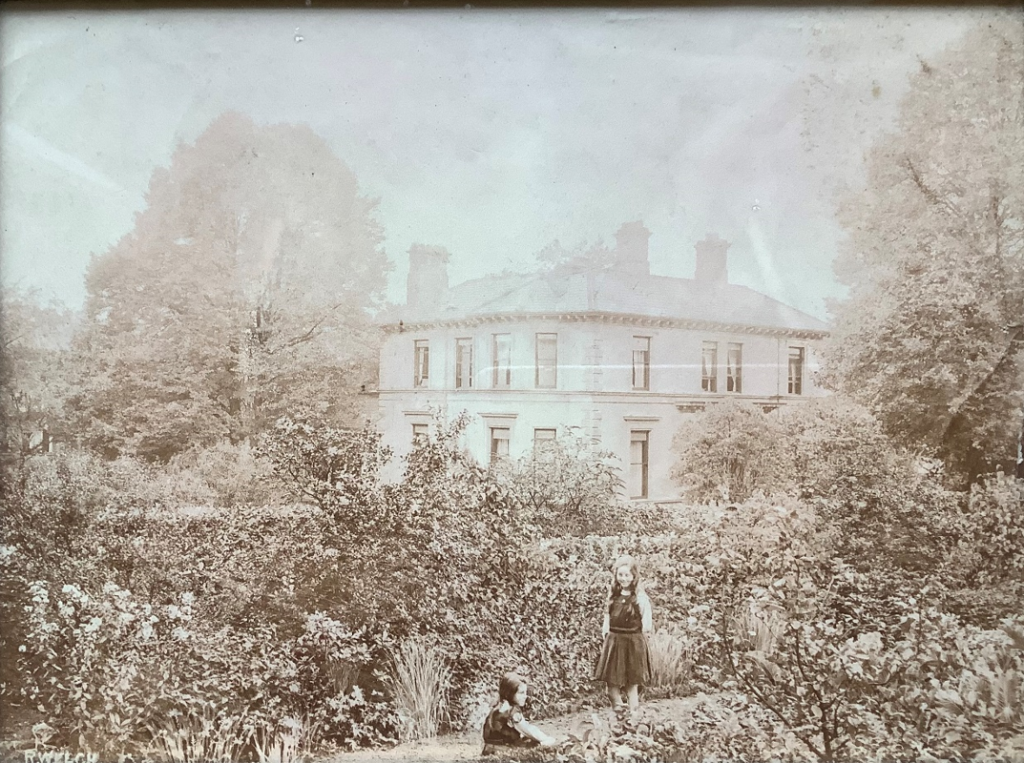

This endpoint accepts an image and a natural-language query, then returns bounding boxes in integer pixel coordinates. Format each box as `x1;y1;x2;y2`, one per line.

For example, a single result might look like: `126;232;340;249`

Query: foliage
668;399;1016;608
0;447;402;757
671;398;909;506
10;409;1022;760
645;630;692;697
556;696;779;763
926;620;1024;759
496;427;625;536
955;471;1024;585
534;239;616;274
165;441;281;508
672;399;793;503
256;418;392;514
386;639;452;741
0;286;76;457
822;20;1024;483
68;112;388;462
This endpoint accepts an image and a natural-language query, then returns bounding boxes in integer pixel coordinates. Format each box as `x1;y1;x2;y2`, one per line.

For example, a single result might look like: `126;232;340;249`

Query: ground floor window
533;428;557;458
629;430;649;499
412;423;429;444
490;427;511;463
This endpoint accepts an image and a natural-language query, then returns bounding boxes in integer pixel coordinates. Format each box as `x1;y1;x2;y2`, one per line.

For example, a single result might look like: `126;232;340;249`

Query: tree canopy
70;113;390;460
0;287;76;458
822;21;1024;483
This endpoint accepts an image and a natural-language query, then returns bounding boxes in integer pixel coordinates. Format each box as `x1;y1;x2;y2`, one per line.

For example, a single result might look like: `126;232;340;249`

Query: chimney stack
694;233;730;284
407;244;450;310
613;221;651;275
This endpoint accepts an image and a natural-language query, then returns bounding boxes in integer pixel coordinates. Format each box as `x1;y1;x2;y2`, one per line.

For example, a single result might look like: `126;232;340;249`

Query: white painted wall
377;319;825;499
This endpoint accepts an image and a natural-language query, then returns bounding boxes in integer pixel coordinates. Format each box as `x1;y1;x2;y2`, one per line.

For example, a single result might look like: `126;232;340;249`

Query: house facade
376;223;828;501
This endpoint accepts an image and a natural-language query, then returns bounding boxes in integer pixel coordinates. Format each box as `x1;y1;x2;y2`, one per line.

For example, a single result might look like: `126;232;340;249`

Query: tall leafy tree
0;288;76;459
71;112;390;461
822;21;1024;483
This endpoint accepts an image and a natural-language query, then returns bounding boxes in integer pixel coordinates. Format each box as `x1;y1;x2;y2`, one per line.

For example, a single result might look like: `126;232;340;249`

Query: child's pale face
616;565;635;588
513;684;528;707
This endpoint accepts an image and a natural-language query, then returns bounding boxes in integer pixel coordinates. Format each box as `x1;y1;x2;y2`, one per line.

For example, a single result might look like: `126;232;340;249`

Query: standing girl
592;555;653;714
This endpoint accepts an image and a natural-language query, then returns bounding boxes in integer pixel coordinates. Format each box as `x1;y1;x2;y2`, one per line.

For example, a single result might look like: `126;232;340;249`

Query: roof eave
380;310;829;340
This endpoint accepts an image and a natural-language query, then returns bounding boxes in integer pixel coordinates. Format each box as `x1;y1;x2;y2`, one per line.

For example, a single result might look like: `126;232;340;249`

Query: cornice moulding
383;311;828;340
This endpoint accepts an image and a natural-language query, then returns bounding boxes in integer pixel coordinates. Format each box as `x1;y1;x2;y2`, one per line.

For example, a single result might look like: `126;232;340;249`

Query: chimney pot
613;221;651;274
407;244;451;310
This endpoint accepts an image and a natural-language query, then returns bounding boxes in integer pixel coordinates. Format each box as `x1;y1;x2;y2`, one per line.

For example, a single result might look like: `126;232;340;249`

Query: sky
0;5;999;321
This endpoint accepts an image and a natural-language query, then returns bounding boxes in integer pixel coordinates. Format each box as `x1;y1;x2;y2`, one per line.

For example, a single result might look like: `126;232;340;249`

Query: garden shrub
495;427;624;537
167;441;280;508
556;694;784;763
7;405;1023;762
672;399;792;503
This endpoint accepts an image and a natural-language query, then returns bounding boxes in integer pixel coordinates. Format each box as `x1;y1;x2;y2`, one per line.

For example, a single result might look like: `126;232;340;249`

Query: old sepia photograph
1;4;1022;762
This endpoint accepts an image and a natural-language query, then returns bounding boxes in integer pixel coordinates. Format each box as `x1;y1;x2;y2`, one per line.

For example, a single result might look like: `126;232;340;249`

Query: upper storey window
492;333;512;389
701;341;718;393
726;342;742;393
788;346;805;395
535;333;557;389
632;336;651;391
455;337;474;389
413;340;429;387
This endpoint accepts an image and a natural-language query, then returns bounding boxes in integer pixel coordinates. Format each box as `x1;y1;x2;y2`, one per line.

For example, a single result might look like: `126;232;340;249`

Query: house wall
377;319;825;499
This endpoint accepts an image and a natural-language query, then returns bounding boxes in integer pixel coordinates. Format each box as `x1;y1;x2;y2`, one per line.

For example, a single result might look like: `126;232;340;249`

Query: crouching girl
481;673;557;755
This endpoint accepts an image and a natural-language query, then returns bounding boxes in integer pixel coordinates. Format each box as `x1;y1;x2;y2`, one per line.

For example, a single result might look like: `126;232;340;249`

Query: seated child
481;673;557;755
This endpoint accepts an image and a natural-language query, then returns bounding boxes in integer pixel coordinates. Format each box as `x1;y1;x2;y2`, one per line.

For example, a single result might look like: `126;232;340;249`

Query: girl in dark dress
481;673;557;755
593;555;653;714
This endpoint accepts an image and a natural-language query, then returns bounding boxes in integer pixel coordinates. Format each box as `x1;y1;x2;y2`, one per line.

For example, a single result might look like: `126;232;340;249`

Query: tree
822;21;1024;483
672;400;793;503
0;287;76;460
496;426;624;535
534;238;615;273
70;112;390;461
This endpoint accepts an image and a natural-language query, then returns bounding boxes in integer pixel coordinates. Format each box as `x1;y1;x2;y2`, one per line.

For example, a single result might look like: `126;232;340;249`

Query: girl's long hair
608;554;643;599
498;672;525;706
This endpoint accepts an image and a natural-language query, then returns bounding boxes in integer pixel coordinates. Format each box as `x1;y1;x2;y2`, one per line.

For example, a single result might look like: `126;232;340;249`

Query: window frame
411;423;429;445
726;342;743;393
413;340;430;388
701;341;718;393
489;426;511;464
533;427;557;452
535;333;558;389
628;430;650;499
632;336;651;391
492;333;512;389
455;337;474;389
788;346;805;395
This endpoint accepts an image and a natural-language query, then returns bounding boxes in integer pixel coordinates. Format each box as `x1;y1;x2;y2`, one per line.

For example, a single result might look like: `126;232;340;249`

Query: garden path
319;696;721;763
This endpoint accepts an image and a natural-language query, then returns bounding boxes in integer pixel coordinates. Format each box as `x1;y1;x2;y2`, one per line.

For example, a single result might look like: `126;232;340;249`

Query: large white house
376;223;828;501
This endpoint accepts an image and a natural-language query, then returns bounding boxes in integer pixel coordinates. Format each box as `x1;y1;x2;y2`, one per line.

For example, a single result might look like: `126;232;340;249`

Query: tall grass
146;705;247;763
387;639;452;741
647;630;691;692
251;717;301;763
732;605;782;654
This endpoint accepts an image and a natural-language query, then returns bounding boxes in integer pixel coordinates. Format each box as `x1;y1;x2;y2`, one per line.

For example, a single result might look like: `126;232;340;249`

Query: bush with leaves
556;695;784;763
925;619;1024;759
495;428;625;536
672;399;792;503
